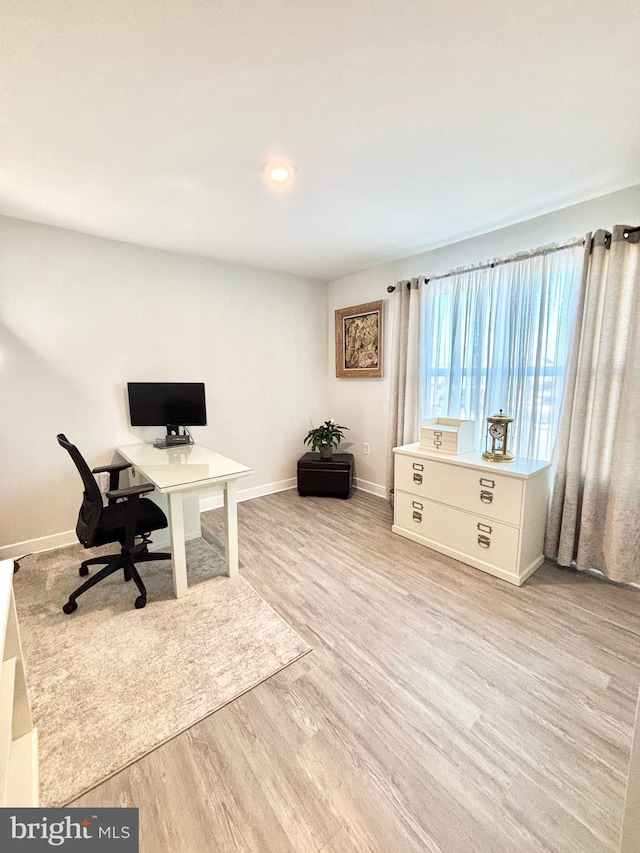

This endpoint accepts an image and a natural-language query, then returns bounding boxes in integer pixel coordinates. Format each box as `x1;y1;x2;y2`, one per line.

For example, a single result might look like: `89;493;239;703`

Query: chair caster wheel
134;595;146;609
79;566;89;577
63;600;78;614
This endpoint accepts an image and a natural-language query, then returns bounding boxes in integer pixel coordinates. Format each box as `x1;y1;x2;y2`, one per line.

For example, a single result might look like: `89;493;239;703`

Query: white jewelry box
420;417;475;454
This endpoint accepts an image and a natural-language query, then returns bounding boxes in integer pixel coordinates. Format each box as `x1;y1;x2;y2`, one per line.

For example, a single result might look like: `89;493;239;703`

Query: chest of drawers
392;443;550;585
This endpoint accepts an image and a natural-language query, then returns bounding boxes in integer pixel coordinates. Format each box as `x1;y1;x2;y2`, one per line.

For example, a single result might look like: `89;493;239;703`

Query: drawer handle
433;431;442;437
412;511;422;522
412;500;424;510
433;440;442;447
479;478;495;488
480;490;494;504
413;473;423;484
477;534;491;548
477;523;493;534
412;462;424;471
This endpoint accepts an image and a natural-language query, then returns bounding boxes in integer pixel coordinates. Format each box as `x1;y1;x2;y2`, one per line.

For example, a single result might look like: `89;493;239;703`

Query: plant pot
319;445;333;459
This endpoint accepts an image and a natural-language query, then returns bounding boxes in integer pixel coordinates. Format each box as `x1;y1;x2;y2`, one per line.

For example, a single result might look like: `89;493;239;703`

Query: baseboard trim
353;478;387;499
199;477;297;512
0;530;79;561
1;479;299;560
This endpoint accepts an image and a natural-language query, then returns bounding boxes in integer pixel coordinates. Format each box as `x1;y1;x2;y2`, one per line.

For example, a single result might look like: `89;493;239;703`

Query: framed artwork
335;300;383;378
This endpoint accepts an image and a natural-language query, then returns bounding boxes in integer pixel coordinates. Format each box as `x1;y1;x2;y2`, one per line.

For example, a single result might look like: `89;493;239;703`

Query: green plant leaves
303;419;349;451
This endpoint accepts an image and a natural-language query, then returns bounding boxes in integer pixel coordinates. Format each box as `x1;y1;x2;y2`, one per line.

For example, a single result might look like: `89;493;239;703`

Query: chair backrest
57;434;103;547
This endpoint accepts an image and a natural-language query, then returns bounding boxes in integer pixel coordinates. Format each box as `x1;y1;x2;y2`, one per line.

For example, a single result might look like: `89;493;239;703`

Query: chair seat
92;497;168;547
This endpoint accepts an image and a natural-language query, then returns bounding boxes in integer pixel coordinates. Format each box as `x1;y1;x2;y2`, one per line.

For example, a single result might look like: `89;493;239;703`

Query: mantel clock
481;410;515;462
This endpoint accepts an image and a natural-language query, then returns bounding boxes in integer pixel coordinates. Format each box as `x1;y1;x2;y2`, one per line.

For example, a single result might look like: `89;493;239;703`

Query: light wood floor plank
70;489;640;853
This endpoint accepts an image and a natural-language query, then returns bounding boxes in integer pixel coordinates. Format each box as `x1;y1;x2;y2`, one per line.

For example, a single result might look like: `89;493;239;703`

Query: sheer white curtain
546;226;640;583
386;278;422;496
419;242;583;461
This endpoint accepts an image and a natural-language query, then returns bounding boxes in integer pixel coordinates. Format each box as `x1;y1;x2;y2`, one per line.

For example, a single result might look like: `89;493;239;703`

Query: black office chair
57;434;172;613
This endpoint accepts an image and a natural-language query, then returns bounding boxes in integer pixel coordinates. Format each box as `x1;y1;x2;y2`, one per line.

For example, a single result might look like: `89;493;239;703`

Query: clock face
489;422;505;440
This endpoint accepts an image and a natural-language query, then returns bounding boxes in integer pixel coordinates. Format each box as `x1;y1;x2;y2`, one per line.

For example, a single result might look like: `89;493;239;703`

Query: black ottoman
297;452;354;499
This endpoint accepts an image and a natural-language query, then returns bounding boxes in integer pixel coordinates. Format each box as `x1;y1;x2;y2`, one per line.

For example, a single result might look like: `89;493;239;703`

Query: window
419;244;583;461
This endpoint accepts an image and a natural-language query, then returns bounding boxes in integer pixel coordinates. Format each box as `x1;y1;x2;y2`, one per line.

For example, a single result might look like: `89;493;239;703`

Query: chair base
63;546;172;613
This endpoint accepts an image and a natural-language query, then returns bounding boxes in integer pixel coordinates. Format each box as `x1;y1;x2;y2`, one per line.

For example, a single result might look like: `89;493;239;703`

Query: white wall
3;184;639;551
0;217;328;555
327;184;640;493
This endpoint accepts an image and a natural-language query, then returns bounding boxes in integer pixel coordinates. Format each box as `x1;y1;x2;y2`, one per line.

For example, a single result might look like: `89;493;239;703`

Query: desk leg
223;479;239;578
167;492;189;598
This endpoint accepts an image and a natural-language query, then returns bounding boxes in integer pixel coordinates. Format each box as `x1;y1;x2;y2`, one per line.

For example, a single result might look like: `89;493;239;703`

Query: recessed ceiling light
265;162;297;183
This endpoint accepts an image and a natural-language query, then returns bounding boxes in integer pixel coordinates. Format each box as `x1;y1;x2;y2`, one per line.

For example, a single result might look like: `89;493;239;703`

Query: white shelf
0;657;17;805
6;729;38;807
0;560;38;807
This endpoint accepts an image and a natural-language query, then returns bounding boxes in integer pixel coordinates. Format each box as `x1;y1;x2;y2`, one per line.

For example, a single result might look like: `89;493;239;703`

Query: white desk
116;443;253;598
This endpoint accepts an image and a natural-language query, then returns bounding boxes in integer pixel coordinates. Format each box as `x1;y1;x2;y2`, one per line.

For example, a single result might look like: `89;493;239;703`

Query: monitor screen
127;382;207;427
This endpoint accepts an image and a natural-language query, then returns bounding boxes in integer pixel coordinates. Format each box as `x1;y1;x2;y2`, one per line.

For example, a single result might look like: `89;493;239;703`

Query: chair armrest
106;483;155;500
92;462;131;474
107;483;159;546
93;461;133;495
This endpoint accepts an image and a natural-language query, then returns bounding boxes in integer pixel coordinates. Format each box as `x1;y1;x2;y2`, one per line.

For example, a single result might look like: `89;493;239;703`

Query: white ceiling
1;1;639;281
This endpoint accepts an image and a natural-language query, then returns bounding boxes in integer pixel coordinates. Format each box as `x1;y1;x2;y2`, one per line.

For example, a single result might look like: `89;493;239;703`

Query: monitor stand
153;426;194;449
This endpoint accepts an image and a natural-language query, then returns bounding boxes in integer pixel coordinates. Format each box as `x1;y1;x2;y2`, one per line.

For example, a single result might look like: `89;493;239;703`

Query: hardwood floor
72;489;640;853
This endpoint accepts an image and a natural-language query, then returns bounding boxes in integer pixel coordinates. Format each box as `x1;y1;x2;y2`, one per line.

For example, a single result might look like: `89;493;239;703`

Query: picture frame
335;300;383;378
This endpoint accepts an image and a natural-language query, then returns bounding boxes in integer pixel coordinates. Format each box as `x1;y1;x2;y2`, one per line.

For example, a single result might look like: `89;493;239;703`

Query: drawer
395;490;520;572
420;418;475;454
394;454;523;525
420;430;458;453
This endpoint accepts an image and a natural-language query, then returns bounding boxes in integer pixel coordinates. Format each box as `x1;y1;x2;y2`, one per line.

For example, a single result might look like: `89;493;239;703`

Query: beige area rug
13;537;311;807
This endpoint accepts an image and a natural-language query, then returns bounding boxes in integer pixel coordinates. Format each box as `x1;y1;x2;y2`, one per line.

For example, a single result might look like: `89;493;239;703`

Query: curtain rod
386;238;584;293
386;227;638;293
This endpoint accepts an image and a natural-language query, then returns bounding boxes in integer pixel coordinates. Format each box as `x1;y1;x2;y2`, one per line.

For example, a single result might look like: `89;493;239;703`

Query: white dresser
392;443;551;586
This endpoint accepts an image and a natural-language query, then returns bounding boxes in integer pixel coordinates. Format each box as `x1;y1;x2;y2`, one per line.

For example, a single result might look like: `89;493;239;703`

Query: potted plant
304;418;349;459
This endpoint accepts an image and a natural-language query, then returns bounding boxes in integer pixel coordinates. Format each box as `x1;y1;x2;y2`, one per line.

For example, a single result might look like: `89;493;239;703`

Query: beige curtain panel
385;277;422;496
546;225;640;583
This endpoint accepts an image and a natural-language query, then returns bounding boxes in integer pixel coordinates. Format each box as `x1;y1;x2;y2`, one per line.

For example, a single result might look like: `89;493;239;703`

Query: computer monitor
127;382;206;445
